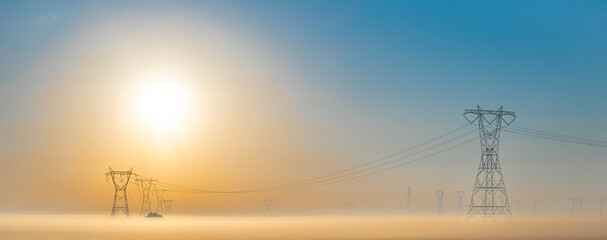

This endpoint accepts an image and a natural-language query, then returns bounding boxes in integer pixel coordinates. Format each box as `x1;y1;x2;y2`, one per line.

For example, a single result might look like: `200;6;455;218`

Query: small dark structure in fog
146;212;163;218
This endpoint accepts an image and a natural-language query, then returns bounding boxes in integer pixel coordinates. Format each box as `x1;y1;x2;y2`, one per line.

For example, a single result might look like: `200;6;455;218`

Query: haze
1;0;607;239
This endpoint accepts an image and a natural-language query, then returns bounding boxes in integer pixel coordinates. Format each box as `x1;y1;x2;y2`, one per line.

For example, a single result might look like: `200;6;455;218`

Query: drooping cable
503;125;607;148
152;124;476;193
255;129;478;192
263;136;479;192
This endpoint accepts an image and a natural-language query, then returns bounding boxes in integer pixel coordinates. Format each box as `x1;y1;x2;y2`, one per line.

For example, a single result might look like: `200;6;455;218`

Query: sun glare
133;75;192;135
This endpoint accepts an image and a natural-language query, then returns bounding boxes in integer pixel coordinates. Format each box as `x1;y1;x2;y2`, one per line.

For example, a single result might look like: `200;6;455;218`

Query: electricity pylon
105;167;134;217
153;188;169;213
436;191;444;215
345;202;354;216
135;177;157;215
405;186;412;215
263;199;273;216
512;200;520;216
600;197;606;218
464;106;515;218
570;197;583;218
533;201;543;216
456;191;465;215
163;200;174;214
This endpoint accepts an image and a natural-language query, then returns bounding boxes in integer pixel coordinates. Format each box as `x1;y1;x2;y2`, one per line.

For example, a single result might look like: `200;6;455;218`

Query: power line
149;124;474;193
243;124;474;192
503;127;607;148
156;134;477;193
508;125;607;145
153;136;477;193
140;123;607;195
253;136;479;192
260;129;478;192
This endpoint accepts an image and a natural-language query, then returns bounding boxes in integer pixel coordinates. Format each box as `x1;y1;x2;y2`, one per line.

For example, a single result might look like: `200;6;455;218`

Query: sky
0;1;606;216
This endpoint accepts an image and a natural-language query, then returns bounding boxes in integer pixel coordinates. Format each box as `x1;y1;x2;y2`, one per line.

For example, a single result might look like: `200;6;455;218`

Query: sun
133;74;193;135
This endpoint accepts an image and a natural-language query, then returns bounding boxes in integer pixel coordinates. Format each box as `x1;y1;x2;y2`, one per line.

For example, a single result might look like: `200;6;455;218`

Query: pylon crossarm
464;109;515;116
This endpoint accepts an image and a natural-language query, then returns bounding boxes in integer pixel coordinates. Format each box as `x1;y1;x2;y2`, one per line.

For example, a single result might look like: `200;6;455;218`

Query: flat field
1;215;605;240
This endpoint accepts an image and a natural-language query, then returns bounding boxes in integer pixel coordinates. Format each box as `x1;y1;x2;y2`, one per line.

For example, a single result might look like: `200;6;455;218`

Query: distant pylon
533;201;543;216
512;200;520;216
163;200;174;214
405;186;412;215
464;106;515;218
105;167;133;217
135;177;157;215
345;202;354;216
600;197;606;218
570;197;583;218
263;199;273;216
436;191;444;215
456;191;464;215
153;188;169;213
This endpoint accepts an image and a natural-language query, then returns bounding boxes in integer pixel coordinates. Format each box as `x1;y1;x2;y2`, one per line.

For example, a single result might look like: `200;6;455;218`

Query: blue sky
1;1;607;214
4;1;606;124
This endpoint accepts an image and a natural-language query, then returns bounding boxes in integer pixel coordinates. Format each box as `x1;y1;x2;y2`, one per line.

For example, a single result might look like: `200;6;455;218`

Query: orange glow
130;73;196;138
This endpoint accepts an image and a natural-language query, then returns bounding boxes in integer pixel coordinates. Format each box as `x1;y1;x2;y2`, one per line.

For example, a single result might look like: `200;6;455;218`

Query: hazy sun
133;74;192;135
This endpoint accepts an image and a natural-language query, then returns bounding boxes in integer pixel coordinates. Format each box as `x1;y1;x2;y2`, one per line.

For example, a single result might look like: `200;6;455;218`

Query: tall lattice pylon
533;201;543;216
456;191;465;215
600;197;606;218
105;167;134;217
153;188;169;213
436;191;444;215
570;197;583;218
464;106;515;218
163;200;174;214
135;177;157;216
263;199;273;216
405;185;412;215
